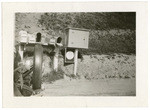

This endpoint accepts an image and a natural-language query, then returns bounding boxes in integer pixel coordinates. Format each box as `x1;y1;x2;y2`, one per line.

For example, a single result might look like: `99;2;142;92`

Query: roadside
34;78;135;96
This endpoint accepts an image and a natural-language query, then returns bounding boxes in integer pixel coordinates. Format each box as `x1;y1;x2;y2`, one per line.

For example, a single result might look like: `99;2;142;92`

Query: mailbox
19;30;28;43
28;34;36;43
63;28;89;49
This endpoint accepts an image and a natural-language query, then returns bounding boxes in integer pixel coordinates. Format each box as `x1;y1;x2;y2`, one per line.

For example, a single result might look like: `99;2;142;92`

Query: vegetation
15;12;135;54
39;12;135;31
38;12;136;54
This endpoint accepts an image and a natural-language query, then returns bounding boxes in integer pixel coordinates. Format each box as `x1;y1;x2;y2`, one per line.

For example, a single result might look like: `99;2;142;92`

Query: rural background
14;12;136;96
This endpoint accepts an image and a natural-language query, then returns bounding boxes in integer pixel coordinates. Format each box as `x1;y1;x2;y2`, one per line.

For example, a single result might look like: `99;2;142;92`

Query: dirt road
34;78;135;96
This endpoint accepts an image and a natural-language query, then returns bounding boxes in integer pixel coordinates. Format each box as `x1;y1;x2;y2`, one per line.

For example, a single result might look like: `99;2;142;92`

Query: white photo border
2;2;148;108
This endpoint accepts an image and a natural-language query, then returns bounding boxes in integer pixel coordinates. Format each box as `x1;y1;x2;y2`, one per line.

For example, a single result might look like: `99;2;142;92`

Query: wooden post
18;45;23;61
53;47;59;72
74;49;78;76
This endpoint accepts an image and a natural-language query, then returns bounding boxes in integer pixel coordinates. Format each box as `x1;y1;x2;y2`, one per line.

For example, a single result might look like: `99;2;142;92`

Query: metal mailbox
64;28;89;49
28;34;36;43
19;31;28;43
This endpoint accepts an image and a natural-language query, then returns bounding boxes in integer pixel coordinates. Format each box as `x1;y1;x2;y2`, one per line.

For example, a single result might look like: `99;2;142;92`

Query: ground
33;54;136;96
34;78;135;96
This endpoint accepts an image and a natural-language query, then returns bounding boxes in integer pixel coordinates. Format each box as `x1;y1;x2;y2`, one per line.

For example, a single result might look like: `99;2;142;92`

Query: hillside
15;12;136;54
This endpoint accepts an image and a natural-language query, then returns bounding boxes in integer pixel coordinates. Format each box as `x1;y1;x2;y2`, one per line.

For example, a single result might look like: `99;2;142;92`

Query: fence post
18;44;23;61
74;49;78;76
53;46;59;72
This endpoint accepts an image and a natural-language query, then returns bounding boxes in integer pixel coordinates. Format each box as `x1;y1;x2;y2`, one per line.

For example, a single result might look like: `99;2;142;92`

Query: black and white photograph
2;2;148;108
14;12;136;96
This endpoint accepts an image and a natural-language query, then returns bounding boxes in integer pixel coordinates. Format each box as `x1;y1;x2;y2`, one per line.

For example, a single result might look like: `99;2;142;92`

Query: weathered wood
53;47;59;72
18;45;24;61
73;49;78;76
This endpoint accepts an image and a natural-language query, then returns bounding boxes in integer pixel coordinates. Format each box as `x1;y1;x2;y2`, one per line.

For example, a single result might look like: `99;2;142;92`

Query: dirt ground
34;78;135;96
32;54;136;96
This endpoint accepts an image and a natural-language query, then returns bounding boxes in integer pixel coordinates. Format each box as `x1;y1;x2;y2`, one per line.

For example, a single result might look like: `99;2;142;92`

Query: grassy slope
15;13;136;55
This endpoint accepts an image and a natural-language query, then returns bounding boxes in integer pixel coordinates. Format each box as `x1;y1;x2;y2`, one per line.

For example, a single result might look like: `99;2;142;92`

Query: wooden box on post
63;27;89;49
62;28;90;76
